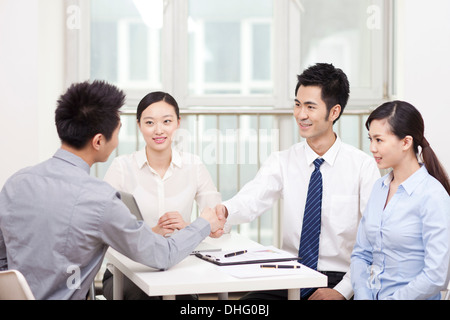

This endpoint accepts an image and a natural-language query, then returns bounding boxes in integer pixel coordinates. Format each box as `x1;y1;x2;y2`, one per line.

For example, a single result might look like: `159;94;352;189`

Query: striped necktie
299;158;325;298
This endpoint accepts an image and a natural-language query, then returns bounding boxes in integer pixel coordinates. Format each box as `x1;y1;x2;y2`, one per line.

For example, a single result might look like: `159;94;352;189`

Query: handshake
200;204;228;238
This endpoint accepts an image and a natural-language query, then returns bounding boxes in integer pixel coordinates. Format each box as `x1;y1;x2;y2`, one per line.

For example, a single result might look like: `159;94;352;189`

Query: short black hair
136;91;180;122
55;80;126;149
295;63;350;123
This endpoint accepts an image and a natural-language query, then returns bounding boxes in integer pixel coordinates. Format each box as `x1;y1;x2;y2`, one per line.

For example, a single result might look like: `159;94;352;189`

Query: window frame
65;0;392;111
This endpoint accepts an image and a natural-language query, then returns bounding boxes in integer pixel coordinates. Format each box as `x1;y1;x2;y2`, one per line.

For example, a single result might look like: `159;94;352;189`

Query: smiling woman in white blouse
105;91;221;235
351;100;450;300
102;91;221;300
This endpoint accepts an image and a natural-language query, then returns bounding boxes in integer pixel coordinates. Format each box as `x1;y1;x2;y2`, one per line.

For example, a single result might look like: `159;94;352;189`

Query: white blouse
104;148;222;228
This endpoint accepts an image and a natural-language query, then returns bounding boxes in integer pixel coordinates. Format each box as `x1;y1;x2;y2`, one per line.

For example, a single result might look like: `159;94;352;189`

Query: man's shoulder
3;159;50;186
81;174;119;198
9;158;117;199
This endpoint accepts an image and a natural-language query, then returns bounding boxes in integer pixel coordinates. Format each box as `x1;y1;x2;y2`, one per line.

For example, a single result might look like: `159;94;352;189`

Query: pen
260;264;301;269
224;250;247;258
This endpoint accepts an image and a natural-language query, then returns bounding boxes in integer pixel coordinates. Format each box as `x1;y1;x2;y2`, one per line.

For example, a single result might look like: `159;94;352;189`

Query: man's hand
308;288;345;300
214;204;228;218
208;204;228;238
200;207;225;237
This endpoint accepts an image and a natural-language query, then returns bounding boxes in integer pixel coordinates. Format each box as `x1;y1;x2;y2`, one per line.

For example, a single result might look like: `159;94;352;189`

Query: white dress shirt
104;148;222;228
223;136;380;299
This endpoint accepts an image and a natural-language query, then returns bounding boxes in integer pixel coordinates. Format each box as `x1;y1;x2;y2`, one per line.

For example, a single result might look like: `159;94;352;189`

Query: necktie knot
313;158;324;170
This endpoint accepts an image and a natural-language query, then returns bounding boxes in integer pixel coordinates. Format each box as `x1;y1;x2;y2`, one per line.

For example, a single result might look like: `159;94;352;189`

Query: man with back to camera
0;80;225;300
216;63;380;300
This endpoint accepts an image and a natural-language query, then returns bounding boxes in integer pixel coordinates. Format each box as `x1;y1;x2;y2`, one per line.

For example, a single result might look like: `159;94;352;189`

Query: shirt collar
382;165;428;196
53;148;90;174
382;171;394;188
304;135;341;166
171;148;182;168
136;147;183;169
136;149;148;169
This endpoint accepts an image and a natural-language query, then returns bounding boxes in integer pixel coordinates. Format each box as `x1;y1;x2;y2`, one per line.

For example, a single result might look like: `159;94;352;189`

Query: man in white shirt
216;63;380;300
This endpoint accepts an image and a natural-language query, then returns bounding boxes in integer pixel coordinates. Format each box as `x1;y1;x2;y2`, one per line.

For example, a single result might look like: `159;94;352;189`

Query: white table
105;233;327;300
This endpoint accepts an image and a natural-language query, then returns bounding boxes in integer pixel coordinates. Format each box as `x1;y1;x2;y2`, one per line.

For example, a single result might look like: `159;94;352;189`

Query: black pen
224;250;247;258
260;264;301;269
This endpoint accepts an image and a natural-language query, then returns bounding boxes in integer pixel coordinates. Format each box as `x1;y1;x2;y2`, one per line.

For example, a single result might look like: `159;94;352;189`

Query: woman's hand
152;211;188;236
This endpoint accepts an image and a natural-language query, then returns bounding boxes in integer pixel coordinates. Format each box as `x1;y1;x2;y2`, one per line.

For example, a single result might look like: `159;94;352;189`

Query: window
299;0;387;101
86;0;390;106
90;0;163;91
188;0;273;95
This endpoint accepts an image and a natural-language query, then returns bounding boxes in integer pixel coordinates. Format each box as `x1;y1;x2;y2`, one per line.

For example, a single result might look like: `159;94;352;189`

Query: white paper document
198;246;304;278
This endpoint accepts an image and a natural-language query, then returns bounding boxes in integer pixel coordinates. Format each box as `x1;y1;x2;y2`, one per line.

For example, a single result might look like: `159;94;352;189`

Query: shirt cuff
222;199;241;231
333;273;354;300
193;217;212;238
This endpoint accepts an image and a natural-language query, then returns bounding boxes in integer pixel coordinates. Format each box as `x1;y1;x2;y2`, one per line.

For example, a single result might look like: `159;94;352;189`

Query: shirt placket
146;164;170;217
374;185;403;299
157;166;174;217
156;177;165;217
372;219;385;299
372;184;390;299
370;210;384;299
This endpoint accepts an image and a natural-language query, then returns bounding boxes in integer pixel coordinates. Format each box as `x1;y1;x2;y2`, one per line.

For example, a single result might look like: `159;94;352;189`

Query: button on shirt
223;137;380;299
0;149;210;300
103;148;221;227
351;166;450;300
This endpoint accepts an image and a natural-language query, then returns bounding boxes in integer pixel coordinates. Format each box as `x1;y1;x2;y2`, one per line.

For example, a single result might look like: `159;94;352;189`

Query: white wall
0;0;63;187
0;0;449;188
37;2;65;161
0;0;39;187
395;0;450;173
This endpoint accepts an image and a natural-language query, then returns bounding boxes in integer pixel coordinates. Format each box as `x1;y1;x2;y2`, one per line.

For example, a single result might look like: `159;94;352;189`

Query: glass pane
90;0;163;90
188;0;273;95
198;115;219;185
300;0;384;89
218;116;238;201
339;115;360;149
361;114;371;154
117;114;139;156
252;24;271;81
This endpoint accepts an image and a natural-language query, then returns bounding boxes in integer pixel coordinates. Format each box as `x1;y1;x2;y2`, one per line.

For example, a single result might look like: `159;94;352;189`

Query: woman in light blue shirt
351;100;450;300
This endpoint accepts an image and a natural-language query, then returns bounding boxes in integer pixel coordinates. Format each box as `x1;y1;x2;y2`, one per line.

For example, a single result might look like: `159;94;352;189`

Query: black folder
194;252;301;266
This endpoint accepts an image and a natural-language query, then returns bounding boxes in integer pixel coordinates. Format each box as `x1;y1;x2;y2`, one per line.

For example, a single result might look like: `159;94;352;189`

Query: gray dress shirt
0;149;210;299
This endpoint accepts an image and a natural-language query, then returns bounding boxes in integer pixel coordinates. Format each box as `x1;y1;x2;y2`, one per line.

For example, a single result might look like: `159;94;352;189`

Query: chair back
119;191;143;220
0;270;35;300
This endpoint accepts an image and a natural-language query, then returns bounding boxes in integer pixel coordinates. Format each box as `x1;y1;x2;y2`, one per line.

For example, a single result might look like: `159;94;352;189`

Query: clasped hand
154;206;227;238
152;211;188;236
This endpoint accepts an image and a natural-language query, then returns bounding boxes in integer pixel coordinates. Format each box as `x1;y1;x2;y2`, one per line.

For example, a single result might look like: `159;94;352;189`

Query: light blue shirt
0;149;210;299
351;165;450;300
